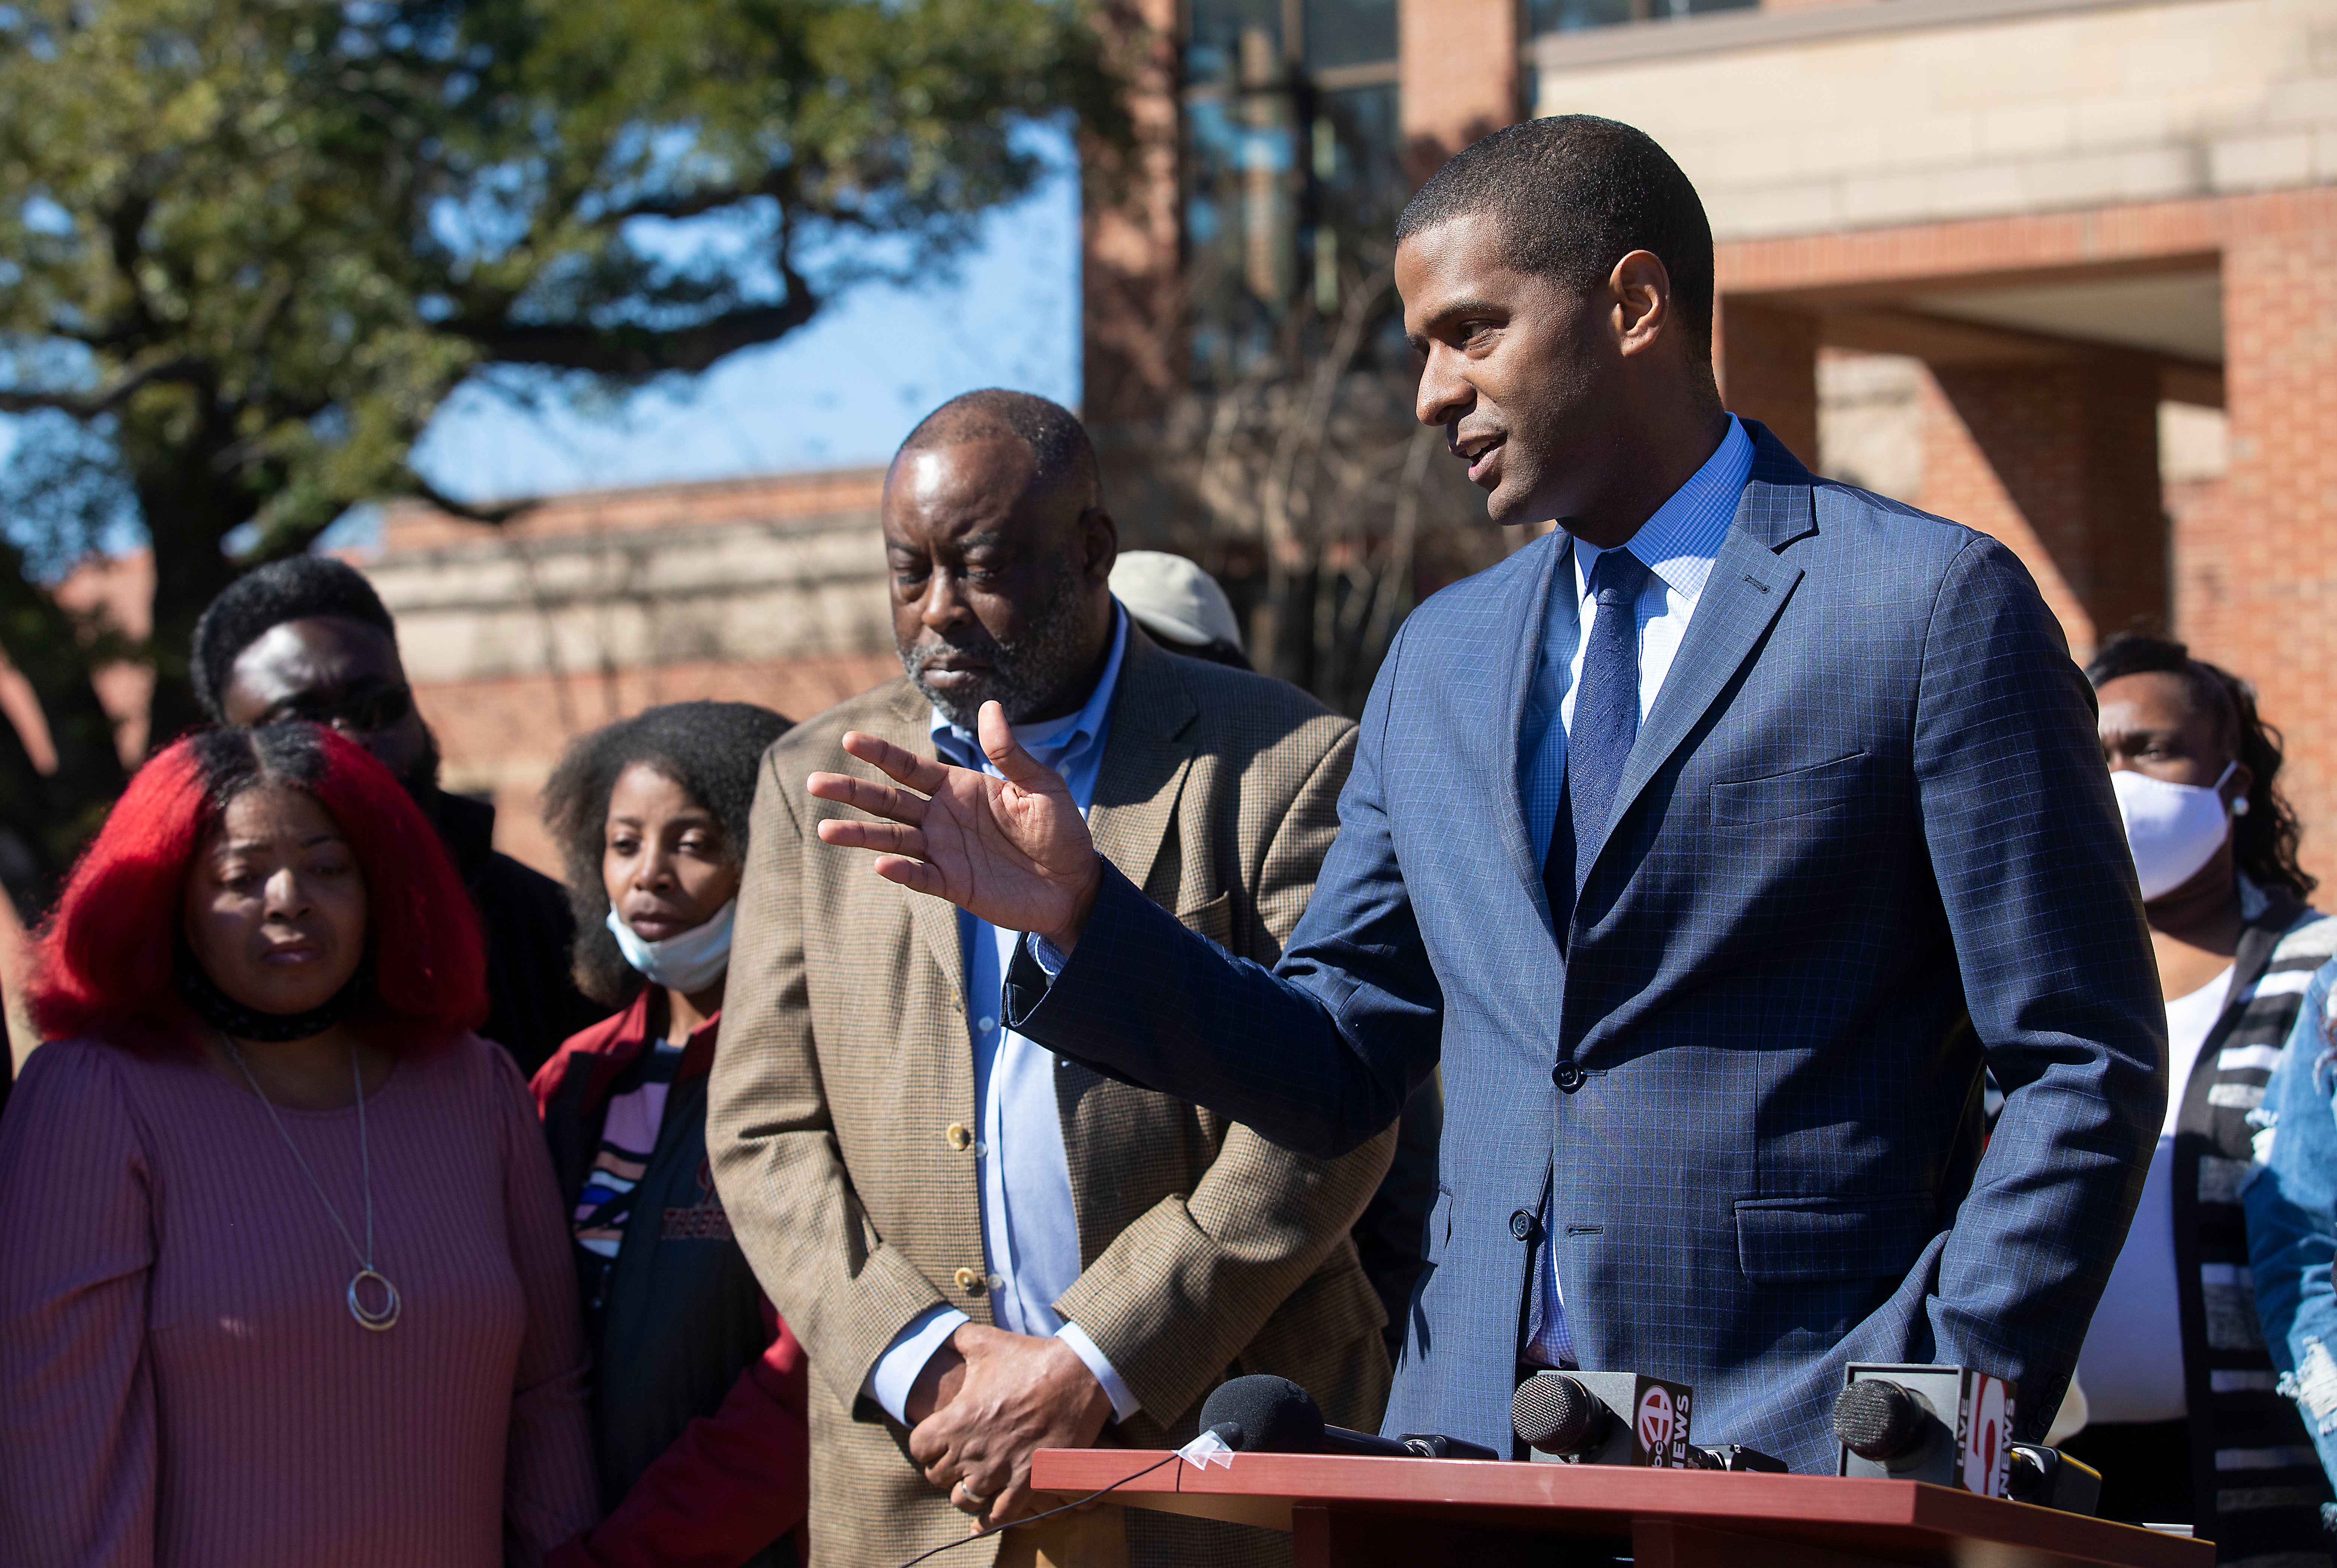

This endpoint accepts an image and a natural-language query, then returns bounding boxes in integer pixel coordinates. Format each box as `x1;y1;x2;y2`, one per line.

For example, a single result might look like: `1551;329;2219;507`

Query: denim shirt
2245;956;2337;1508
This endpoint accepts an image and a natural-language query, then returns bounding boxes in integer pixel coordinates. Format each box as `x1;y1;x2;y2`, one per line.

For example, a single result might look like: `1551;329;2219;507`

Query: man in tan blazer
709;390;1396;1568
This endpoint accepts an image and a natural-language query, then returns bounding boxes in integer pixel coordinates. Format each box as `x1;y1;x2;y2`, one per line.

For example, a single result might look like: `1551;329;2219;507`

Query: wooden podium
1031;1450;2213;1568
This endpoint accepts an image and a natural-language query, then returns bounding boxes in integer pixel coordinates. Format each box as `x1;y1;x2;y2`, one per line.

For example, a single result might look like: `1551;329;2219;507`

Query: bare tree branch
0;354;202;419
403;472;543;527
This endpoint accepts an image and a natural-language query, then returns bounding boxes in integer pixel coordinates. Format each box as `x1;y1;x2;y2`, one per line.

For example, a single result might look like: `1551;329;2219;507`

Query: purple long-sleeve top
0;1031;598;1567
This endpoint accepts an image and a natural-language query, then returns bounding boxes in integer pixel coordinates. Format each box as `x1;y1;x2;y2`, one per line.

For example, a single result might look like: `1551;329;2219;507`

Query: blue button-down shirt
1520;416;1754;1367
865;607;1142;1425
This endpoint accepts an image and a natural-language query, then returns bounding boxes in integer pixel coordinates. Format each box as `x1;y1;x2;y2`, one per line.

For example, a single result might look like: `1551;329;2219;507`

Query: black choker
175;944;373;1044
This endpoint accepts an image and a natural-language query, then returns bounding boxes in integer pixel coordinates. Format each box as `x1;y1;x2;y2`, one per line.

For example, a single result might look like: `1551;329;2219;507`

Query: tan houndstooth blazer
708;630;1397;1568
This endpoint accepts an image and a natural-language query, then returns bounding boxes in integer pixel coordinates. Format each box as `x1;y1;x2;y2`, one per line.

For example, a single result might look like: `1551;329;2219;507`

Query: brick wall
1716;299;1821;467
2180;195;2337;890
419;649;904;874
1398;0;1519;180
1718;186;2337;885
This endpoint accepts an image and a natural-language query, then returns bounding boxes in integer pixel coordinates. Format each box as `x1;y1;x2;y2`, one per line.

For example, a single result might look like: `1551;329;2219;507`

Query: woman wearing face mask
0;722;596;1567
529;702;808;1568
2063;634;2334;1555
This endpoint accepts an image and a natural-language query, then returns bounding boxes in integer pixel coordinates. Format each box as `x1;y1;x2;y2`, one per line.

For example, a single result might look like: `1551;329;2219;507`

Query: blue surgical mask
606;898;737;994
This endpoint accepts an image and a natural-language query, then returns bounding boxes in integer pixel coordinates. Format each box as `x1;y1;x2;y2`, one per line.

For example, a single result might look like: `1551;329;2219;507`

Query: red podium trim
1029;1449;2211;1568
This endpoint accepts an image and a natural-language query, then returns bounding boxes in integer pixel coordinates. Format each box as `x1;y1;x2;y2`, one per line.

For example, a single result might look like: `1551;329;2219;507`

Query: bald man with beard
708;391;1397;1568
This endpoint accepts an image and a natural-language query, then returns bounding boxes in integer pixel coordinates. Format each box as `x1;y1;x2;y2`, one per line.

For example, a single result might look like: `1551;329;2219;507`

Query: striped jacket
2180;881;2337;1562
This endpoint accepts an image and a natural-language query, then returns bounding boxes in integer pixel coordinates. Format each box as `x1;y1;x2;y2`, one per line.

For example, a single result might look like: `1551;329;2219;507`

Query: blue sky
406;132;1082;510
0;126;1080;561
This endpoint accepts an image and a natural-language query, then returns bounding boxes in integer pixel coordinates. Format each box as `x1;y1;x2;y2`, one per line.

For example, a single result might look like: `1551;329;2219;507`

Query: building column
2180;194;2337;890
1081;0;1183;424
1715;298;1820;471
1910;349;2167;664
1397;0;1518;184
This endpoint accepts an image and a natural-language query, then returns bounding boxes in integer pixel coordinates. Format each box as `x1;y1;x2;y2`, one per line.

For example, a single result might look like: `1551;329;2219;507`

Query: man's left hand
908;1322;1116;1531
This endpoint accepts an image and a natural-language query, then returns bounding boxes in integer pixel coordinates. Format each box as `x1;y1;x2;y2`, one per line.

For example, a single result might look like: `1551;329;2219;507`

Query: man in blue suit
806;116;2165;1471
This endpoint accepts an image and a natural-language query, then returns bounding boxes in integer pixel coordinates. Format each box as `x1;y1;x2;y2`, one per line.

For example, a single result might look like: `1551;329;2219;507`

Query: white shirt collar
1572;415;1754;606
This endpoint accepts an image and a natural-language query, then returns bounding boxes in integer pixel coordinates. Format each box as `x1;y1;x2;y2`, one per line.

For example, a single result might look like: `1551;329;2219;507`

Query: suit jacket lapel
1593;426;1818;857
1500;533;1571;919
1086;631;1200;895
1061;631;1199;1264
882;682;968;1011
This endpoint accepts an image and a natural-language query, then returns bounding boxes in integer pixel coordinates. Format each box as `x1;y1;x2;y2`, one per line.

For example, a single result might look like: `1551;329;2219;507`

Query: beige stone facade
369;470;900;871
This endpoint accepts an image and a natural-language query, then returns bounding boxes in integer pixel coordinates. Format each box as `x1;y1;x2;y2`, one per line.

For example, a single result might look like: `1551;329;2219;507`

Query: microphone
2007;1443;2101;1516
1834;1364;2017;1496
1195;1376;1498;1460
1512;1371;1699;1467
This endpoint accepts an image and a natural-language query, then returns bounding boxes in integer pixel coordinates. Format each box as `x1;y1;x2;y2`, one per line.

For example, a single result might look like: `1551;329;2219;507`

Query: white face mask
2111;761;2240;902
606;898;737;995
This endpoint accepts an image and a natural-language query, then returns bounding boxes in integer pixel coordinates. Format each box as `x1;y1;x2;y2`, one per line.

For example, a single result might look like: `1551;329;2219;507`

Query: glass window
1303;0;1397;71
1527;0;1754;31
1182;0;1405;384
1189;0;1282;87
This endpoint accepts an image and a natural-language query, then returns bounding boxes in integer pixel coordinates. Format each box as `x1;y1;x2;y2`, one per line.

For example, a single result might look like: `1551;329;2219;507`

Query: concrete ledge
1527;0;2171;73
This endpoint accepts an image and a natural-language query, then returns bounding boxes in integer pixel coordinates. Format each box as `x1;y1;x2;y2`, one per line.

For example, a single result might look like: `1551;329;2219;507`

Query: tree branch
0;354;202;419
452;292;819;376
403;473;542;527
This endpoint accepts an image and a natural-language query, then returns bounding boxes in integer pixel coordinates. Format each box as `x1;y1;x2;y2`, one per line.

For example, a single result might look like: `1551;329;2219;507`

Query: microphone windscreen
1832;1380;1932;1463
1196;1375;1326;1455
1512;1373;1606;1456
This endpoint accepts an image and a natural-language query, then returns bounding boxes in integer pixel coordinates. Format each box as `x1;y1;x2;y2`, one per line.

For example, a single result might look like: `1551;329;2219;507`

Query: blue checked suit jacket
1005;425;2165;1470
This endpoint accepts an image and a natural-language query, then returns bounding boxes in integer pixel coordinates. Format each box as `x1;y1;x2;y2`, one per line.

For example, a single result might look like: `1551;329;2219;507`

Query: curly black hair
190;557;398;722
539;701;793;1006
2086;632;2314;901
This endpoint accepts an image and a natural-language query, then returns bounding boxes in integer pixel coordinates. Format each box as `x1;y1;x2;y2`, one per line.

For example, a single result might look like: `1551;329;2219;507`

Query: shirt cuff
1056;1320;1142;1423
1026;931;1068;977
864;1304;971;1426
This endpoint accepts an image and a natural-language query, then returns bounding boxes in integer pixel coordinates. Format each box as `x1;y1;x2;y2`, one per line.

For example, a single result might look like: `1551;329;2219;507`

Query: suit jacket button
1510;1208;1539;1241
954;1267;986;1296
1553;1062;1587;1093
946;1123;973;1151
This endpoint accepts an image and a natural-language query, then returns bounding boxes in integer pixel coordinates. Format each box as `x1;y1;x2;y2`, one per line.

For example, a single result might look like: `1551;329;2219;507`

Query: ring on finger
957;1483;990;1510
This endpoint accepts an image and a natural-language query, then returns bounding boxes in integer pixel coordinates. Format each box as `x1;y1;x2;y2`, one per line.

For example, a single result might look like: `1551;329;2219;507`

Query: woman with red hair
0;722;597;1567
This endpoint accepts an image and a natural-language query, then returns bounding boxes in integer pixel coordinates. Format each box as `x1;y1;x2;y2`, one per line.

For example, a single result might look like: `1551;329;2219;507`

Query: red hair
29;722;489;1053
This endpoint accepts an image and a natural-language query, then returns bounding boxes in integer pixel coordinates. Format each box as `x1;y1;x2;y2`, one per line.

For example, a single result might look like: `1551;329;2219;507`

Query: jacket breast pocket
1178;891;1234;950
1735;1191;1937;1284
1709;752;1868;828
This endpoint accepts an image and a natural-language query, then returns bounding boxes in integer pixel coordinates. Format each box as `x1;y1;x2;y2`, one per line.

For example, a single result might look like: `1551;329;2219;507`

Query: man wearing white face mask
2070;634;2337;1560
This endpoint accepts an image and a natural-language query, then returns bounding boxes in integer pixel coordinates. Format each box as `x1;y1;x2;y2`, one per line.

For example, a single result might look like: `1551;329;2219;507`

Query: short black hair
191;557;398;722
1395;116;1716;362
2086;632;2314;901
897;388;1101;508
539;701;794;1007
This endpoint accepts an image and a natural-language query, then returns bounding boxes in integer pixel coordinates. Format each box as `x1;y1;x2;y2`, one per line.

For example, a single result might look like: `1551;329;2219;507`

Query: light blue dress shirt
1519;415;1754;1368
865;607;1142;1426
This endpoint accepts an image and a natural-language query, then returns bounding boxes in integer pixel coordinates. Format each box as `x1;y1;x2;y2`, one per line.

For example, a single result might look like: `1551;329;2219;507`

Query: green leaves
0;0;1120;907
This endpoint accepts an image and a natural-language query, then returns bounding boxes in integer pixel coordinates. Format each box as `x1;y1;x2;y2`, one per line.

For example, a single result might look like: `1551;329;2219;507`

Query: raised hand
808;700;1105;952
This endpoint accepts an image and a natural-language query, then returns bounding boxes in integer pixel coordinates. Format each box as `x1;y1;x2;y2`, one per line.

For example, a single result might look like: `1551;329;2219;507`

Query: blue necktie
1545;548;1651;925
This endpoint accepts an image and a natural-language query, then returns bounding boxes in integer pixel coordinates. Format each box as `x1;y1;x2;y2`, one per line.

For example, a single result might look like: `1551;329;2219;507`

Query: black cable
893;1451;1187;1568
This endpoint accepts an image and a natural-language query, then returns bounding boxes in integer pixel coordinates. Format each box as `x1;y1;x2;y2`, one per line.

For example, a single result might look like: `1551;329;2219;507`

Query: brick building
14;0;2330;915
1076;0;2337;880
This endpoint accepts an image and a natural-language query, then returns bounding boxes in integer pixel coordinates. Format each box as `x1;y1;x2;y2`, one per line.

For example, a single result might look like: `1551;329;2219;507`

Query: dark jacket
437;791;606;1077
534;993;808;1568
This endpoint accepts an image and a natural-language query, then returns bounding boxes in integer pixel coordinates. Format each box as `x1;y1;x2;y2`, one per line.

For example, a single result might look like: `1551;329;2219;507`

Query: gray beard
899;565;1100;731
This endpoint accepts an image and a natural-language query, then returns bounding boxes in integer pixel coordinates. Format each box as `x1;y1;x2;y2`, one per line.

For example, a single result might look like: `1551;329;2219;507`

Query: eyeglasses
260;683;416;734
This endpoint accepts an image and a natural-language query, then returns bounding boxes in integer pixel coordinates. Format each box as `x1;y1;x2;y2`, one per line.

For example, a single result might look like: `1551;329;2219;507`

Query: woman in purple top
0;722;597;1567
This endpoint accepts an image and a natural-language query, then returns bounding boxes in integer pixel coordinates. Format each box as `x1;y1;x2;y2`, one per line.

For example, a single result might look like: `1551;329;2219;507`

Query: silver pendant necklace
222;1032;401;1331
